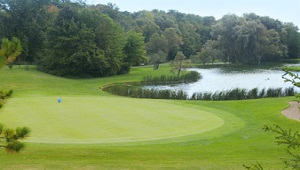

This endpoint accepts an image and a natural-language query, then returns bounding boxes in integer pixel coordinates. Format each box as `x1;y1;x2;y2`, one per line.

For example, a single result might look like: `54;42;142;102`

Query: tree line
0;0;299;77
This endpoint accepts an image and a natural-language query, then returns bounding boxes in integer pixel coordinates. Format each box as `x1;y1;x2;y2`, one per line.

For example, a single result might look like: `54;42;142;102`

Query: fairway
0;96;224;143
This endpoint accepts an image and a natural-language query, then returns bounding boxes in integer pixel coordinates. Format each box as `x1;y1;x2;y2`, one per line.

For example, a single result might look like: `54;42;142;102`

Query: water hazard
146;64;300;97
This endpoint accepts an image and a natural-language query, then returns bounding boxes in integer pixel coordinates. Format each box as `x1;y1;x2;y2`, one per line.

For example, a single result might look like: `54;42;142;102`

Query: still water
147;64;300;97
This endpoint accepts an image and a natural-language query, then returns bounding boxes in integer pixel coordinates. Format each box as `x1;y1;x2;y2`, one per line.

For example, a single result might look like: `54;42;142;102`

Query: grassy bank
283;65;300;72
0;65;299;169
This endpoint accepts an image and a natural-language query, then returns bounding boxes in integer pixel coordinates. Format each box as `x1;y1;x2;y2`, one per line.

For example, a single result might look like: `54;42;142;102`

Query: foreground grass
0;65;299;169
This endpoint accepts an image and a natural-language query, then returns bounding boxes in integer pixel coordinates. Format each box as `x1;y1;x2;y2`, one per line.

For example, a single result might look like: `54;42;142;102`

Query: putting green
0;96;224;144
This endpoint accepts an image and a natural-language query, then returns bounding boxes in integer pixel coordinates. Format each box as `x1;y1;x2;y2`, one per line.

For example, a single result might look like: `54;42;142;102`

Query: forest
0;0;299;77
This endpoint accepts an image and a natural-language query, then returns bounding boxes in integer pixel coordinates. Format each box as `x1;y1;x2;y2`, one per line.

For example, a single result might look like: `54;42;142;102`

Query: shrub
103;81;295;101
247;88;258;99
0;90;13;100
191;87;295;101
142;71;201;85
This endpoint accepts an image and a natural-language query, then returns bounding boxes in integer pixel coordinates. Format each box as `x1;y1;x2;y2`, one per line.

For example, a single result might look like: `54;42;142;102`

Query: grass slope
0;65;299;169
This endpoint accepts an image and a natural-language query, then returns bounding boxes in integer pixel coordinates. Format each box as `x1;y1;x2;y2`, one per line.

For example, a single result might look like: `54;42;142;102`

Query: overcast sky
85;0;300;28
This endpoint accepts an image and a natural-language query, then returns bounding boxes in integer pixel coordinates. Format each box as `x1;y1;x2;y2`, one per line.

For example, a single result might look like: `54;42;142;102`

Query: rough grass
0;65;299;169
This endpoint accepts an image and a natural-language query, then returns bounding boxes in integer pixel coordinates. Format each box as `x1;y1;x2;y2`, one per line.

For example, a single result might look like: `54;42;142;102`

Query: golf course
0;65;299;169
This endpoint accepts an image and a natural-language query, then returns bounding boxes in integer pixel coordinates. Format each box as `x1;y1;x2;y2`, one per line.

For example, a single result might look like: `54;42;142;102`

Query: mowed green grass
0;65;300;169
0;96;223;143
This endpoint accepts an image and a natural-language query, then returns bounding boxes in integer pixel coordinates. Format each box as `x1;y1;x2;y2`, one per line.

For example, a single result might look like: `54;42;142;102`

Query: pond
146;63;300;97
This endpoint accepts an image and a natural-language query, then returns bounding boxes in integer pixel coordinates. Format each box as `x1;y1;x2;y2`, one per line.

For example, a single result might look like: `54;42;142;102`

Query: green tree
234;19;268;64
192;51;211;65
135;11;159;42
149;50;167;70
170;51;189;76
178;20;200;58
191;40;222;65
95;3;135;31
153;10;176;31
163;27;183;61
211;14;240;63
200;16;216;45
95;12;127;76
0;0;50;64
39;6;128;77
212;14;288;64
262;29;287;62
146;33;168;54
284;23;300;59
39;6;107;77
243;13;288;63
96;3;120;20
0;37;22;69
0;123;30;153
123;30;147;71
146;33;168;69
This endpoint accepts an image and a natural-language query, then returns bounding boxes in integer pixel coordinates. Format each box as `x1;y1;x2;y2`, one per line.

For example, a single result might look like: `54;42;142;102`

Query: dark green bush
248;88;259;99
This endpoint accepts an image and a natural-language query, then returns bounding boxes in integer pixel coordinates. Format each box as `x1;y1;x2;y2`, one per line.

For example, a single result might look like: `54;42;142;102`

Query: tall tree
134;11;159;42
191;40;222;65
211;14;288;64
211;14;240;63
163;28;183;61
200;16;216;45
178;20;200;58
284;23;300;59
95;12;127;75
149;50;167;70
0;37;22;69
170;51;189;76
39;5;129;77
0;0;50;63
146;33;168;69
262;29;288;62
146;33;168;54
234;19;268;64
95;3;135;31
123;30;146;71
153;10;176;31
39;6;107;77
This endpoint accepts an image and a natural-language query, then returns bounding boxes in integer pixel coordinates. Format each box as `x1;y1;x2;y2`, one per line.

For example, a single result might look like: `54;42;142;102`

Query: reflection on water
146;63;300;97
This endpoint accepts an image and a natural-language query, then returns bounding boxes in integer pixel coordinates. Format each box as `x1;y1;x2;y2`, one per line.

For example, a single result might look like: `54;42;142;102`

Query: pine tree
0;37;22;69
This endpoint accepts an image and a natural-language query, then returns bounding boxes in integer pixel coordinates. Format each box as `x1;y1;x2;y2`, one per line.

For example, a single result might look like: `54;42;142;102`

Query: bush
104;84;295;101
0;90;13;100
103;78;295;101
103;84;190;100
191;87;295;101
142;71;201;85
